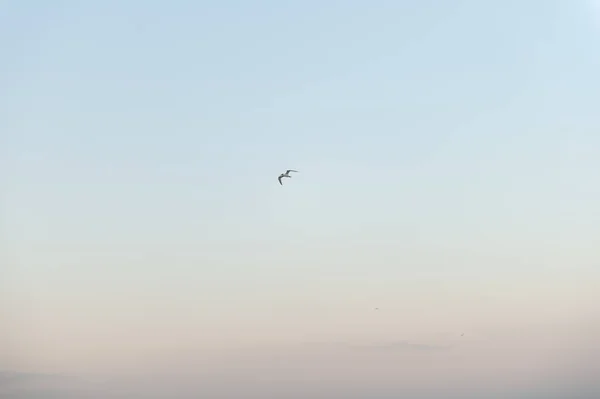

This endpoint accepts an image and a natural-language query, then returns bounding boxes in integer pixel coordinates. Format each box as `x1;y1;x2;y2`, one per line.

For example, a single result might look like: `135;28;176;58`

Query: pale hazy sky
1;0;599;397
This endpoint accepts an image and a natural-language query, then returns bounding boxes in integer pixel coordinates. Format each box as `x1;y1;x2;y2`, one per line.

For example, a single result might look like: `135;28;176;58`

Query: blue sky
2;0;599;397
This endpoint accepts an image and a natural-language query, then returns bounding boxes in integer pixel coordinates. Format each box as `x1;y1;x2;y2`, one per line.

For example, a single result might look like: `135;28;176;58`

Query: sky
1;0;599;397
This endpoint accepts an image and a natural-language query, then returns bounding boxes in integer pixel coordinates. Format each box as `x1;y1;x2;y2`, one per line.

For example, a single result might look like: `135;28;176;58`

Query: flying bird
278;169;298;185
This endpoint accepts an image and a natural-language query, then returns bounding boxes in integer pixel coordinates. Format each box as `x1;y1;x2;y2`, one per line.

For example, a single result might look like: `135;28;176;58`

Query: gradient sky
2;0;599;397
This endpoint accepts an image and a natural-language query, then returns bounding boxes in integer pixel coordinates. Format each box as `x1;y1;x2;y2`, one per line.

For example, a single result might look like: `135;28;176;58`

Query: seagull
278;169;298;185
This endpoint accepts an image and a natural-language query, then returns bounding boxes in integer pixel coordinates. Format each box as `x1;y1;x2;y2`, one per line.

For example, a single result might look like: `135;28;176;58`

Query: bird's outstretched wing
286;169;298;174
278;175;283;185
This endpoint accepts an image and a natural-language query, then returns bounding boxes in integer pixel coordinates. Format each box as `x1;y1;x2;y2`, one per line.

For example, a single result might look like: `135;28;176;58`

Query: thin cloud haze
5;322;596;398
